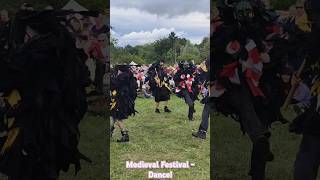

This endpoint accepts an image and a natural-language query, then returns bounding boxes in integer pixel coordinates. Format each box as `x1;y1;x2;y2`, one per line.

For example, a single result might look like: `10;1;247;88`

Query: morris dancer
174;61;200;121
147;60;171;113
110;65;137;142
212;1;277;179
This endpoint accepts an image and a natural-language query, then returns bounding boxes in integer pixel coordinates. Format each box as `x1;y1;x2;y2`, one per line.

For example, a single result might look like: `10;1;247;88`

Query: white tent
129;61;138;66
62;0;88;11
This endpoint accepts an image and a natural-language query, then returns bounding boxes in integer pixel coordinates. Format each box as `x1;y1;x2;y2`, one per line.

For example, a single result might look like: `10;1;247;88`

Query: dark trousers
294;134;320;180
224;86;270;179
199;102;215;132
95;60;106;94
224;86;269;142
182;89;194;107
182;89;195;119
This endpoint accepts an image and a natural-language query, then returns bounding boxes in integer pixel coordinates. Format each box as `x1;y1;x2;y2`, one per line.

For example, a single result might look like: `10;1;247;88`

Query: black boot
249;136;273;180
164;106;171;113
117;131;129;142
192;128;206;139
188;105;195;121
155;108;160;113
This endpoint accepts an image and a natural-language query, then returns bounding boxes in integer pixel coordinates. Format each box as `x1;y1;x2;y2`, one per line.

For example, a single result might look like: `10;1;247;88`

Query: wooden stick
282;59;307;110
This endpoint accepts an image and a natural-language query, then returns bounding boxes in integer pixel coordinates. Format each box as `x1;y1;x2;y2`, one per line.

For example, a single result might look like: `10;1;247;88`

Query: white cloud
111;0;209;17
187;35;207;44
114;28;185;47
111;6;209;47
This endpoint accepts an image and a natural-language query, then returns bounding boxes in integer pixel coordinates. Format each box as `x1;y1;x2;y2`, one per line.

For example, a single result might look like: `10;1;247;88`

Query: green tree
164;49;175;64
136;43;159;64
154;37;171;60
168;32;178;64
197;37;210;61
178;42;201;63
110;32;205;65
124;45;138;55
125;54;144;65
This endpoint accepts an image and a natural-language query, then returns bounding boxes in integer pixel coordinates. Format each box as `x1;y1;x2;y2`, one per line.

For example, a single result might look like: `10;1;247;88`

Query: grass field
110;95;210;180
56;96;316;180
211;109;315;180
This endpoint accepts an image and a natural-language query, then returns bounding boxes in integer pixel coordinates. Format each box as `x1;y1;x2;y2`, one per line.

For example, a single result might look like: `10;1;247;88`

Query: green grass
211;109;313;180
111;95;210;180
60;114;108;180
56;96;313;180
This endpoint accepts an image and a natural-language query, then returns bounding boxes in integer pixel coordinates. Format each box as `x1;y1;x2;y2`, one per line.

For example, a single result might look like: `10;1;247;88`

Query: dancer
212;1;278;179
147;60;171;113
0;8;93;179
289;0;320;179
110;65;137;142
192;59;213;139
174;60;200;121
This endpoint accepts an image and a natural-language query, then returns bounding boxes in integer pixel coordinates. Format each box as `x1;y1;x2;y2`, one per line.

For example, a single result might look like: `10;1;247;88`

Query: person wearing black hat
290;0;320;179
146;60;171;113
0;8;94;180
110;65;137;142
212;1;277;179
174;60;200;121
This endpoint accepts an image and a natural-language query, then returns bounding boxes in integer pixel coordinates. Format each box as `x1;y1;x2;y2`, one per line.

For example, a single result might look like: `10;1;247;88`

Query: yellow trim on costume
5;90;21;107
296;14;311;32
155;77;171;90
1;127;20;154
162;81;171;91
7;118;15;129
311;81;320;96
155;77;161;86
110;90;118;110
110;101;116;110
3;90;21;133
200;64;208;72
112;90;117;96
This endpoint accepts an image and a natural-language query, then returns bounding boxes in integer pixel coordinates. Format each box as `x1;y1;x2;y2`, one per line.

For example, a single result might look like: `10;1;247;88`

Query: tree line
110;32;210;65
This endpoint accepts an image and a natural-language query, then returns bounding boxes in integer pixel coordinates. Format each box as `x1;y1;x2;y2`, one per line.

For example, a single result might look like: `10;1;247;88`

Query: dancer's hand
291;73;301;87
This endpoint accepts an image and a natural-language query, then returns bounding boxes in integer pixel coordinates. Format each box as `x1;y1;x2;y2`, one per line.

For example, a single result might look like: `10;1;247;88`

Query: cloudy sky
111;0;210;47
